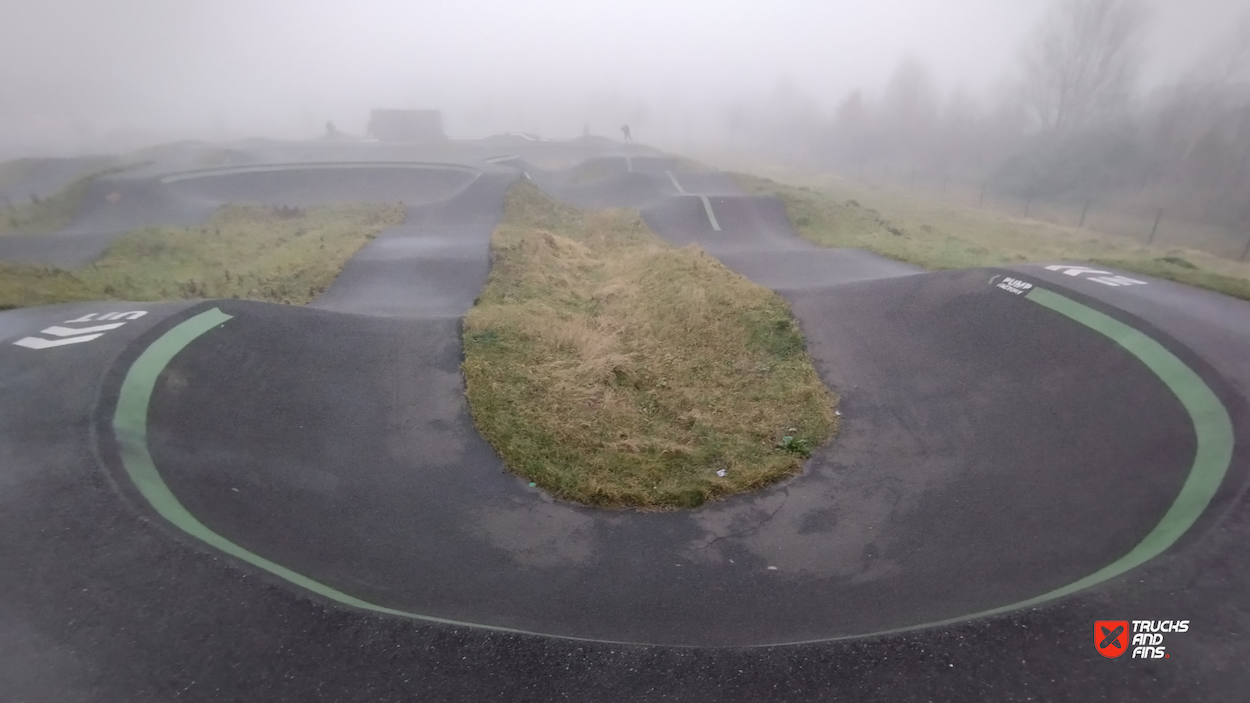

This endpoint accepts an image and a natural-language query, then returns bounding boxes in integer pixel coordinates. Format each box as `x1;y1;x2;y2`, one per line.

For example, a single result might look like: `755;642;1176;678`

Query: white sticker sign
993;275;1035;295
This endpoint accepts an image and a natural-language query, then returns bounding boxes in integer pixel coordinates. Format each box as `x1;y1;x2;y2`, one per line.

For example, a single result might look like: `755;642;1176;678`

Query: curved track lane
2;142;1249;700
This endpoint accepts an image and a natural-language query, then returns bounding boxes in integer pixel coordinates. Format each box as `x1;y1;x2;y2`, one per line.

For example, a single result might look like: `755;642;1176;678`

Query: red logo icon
1095;620;1130;658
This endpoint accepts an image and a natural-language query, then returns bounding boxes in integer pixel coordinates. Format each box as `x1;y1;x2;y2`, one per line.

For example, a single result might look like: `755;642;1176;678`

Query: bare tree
1019;0;1147;133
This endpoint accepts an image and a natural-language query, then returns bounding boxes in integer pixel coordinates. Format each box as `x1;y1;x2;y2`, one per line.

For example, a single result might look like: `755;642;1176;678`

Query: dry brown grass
0;203;404;309
732;170;1250;301
462;180;837;510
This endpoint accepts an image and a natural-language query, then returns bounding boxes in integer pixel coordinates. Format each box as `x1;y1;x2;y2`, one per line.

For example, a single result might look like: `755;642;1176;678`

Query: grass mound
462;181;837;510
1;170;109;237
734;172;1250;301
0;202;404;309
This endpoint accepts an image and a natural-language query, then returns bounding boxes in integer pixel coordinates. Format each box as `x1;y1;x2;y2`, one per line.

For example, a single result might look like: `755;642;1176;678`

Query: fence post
1078;199;1091;228
1147;208;1164;245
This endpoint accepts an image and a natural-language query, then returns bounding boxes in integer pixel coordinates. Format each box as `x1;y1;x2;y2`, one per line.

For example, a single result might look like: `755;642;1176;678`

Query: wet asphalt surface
1;140;1248;701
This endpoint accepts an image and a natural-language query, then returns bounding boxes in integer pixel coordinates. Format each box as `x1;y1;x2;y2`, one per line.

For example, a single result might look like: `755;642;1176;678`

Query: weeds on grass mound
0;202;404;309
462;180;837;510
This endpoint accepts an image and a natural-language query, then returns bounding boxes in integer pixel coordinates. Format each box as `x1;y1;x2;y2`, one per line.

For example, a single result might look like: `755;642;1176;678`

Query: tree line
725;0;1250;246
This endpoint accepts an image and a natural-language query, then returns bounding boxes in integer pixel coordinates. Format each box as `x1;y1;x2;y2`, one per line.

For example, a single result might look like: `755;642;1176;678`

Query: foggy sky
2;0;1246;156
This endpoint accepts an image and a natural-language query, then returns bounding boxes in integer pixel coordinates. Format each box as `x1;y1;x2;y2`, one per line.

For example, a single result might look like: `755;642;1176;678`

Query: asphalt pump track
3;142;1249;700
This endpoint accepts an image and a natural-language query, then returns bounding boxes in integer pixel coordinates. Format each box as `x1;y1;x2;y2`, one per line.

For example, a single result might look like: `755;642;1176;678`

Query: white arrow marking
14;334;104;349
40;323;126;337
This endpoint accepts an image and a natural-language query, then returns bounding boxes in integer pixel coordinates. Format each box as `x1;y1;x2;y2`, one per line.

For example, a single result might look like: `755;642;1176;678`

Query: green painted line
110;290;1236;647
782;286;1236;645
1014;287;1235;598
111;308;581;640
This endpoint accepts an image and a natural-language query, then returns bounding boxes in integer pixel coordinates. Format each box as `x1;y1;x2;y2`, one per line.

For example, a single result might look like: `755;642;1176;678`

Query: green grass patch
733;171;1250;301
1;170;110;237
0;203;404;308
462;180;837;510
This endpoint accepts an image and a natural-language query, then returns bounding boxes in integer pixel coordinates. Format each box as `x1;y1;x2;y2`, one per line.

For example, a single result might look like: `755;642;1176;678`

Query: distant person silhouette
621;124;632;142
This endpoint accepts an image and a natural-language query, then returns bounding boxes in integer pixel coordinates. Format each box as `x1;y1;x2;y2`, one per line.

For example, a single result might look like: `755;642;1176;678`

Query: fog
1;0;1244;154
